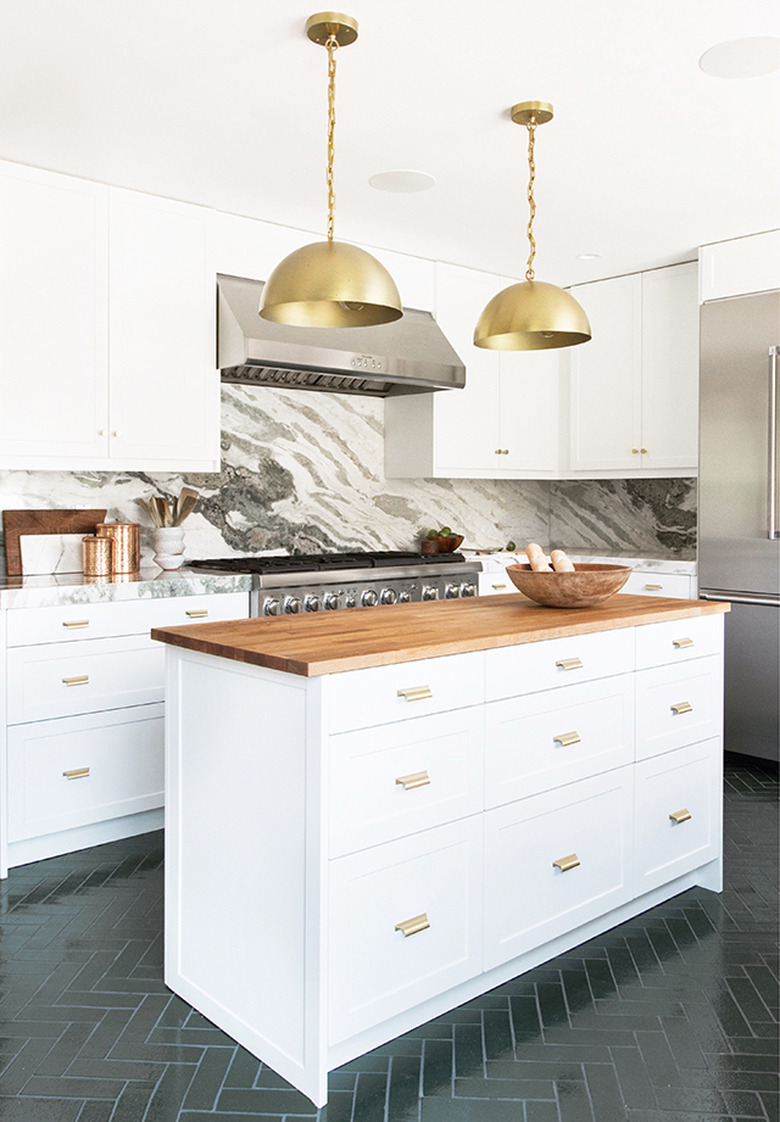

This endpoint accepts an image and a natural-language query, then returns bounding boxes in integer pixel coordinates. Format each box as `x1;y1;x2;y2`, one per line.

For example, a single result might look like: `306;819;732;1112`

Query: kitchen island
152;593;729;1107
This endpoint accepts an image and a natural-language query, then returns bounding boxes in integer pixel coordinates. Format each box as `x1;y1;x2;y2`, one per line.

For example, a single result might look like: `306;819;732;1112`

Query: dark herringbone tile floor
0;755;777;1121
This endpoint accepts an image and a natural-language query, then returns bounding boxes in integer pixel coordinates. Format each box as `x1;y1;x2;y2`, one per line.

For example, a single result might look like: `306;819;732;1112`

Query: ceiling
0;1;778;286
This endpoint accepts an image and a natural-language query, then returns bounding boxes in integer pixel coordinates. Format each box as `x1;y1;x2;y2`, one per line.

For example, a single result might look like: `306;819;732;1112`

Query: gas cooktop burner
187;550;468;575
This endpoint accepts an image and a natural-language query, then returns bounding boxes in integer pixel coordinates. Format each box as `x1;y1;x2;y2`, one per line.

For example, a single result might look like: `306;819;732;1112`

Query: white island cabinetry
161;599;725;1107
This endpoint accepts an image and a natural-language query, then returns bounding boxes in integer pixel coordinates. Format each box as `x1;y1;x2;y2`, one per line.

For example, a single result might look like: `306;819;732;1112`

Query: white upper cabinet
699;230;780;302
385;262;560;479
567;262;698;477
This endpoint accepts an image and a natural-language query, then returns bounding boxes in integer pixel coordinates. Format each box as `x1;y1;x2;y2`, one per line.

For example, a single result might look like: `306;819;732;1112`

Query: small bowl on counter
505;562;632;608
433;534;464;553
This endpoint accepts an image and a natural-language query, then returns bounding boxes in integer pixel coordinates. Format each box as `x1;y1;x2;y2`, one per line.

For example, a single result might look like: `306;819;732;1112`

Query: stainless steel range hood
217;274;465;397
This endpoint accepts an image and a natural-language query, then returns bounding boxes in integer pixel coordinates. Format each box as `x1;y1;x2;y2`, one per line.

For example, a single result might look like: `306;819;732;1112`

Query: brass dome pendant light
474;101;591;350
259;13;402;328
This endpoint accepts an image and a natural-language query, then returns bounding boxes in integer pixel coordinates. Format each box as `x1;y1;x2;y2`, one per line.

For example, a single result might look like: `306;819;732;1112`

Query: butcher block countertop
150;593;729;678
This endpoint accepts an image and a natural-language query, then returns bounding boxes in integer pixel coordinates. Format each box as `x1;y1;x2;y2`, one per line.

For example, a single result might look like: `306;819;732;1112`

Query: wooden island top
150;592;729;678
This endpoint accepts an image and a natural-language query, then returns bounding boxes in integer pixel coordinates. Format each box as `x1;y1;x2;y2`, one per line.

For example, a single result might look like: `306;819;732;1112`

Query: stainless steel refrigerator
698;291;780;763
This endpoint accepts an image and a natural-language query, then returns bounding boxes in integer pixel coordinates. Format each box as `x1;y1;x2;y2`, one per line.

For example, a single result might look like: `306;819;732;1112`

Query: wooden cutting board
2;509;107;576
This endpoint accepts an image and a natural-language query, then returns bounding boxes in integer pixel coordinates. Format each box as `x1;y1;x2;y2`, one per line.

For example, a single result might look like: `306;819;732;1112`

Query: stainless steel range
187;551;482;616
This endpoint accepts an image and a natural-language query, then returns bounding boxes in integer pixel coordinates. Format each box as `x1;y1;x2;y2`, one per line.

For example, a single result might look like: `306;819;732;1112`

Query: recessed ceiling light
699;36;780;78
368;170;437;193
577;253;601;261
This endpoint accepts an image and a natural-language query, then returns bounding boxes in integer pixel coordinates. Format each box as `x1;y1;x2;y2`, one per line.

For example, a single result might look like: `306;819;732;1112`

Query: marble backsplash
0;385;696;574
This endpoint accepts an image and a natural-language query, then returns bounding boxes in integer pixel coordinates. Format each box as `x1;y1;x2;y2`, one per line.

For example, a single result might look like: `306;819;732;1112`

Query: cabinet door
0;163;109;463
569;274;642;472
108;189;219;468
700;231;780;302
498;349;560;474
640;263;698;471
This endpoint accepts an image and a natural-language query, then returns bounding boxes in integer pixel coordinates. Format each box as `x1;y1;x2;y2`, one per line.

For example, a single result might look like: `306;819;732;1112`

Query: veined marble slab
0;569;252;610
19;533;85;574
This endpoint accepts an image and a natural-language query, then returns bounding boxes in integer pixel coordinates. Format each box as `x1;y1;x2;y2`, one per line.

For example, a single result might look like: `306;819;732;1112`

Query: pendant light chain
525;118;537;282
326;33;338;243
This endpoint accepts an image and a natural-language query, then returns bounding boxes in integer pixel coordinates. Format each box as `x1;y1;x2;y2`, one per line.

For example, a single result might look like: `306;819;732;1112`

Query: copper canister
82;535;113;578
96;522;140;573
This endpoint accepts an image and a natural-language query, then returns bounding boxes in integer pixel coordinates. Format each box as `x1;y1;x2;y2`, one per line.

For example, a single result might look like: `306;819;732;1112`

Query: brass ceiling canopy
259;12;402;329
474;100;591;351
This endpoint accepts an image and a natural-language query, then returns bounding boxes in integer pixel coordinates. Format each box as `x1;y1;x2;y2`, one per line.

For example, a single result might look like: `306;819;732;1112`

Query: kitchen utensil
174;493;198;526
2;509;107;576
505;563;632;607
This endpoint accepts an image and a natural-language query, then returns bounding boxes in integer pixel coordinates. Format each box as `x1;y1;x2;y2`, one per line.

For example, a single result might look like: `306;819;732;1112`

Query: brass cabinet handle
669;808;692;824
397;686;433;702
62;620;90;629
185;609;209;618
644;583;663;591
553;853;581;873
62;767;90;780
395;770;431;791
62;675;89;687
671;701;693;715
492;583;507;590
494;448;509;455
394;913;430;938
555;657;583;671
553;731;581;748
672;637;694;649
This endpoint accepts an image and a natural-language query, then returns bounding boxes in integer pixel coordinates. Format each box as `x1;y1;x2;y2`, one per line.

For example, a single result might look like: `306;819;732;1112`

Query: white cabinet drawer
636;655;722;760
620;571;693;599
485;628;634;702
485;675;634;807
483;769;634;970
328;816;482;1044
327;651;483;734
6;590;248;646
7;703;165;841
634;739;721;893
7;635;165;723
634;613;723;669
329;707;483;857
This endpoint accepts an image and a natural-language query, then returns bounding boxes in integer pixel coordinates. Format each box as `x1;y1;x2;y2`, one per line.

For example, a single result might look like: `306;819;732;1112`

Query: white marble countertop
0;567;252;610
466;549;696;576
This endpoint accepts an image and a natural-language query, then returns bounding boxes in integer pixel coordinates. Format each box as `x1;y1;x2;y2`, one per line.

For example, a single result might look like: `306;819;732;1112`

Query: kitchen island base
159;596;726;1108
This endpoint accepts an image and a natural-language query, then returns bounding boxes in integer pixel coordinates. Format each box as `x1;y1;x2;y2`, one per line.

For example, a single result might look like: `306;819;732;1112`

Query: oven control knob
283;596;303;614
323;592;340;611
398;589;412;603
361;588;378;607
445;583;460;599
460;582;476;598
422;585;439;601
344;592;357;608
379;588;397;605
304;594;322;612
263;597;283;616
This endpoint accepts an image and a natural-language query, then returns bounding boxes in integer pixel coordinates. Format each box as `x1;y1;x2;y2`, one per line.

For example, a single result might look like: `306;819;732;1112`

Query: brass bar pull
644;583;663;591
62;675;89;687
669;808;692;824
394;913;430;938
553;853;580;873
672;637;694;649
62;767;90;780
671;701;693;715
555;658;583;671
62;620;90;629
553;731;581;748
492;583;507;590
395;770;431;791
185;609;209;618
397;686;433;702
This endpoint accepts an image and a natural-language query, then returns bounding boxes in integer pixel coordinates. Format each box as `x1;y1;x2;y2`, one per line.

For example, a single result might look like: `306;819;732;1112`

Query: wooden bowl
434;534;464;553
505;563;632;608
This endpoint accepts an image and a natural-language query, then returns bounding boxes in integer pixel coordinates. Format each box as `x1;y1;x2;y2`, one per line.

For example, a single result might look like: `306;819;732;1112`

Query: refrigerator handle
770;346;779;540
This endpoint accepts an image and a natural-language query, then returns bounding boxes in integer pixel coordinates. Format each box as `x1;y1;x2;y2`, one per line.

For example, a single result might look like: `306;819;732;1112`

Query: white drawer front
485;627;634;702
328;816;482;1043
7;704;165;841
6;590;249;646
7;636;165;723
485;675;634;807
328;651;483;734
330;707;483;857
636;655;722;761
634;613;723;670
483;769;634;970
620;571;693;599
634;739;721;893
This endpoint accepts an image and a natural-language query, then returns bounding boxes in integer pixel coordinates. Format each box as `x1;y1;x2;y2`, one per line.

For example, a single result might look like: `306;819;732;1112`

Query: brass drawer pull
644;583;663;591
397;686;433;702
671;701;693;715
185;609;209;618
62;675;89;687
62;619;90;629
555;657;583;671
394;913;430;938
492;583;507;590
395;770;431;791
553;731;581;748
673;637;694;649
669;808;692;824
553;853;580;873
62;767;90;780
